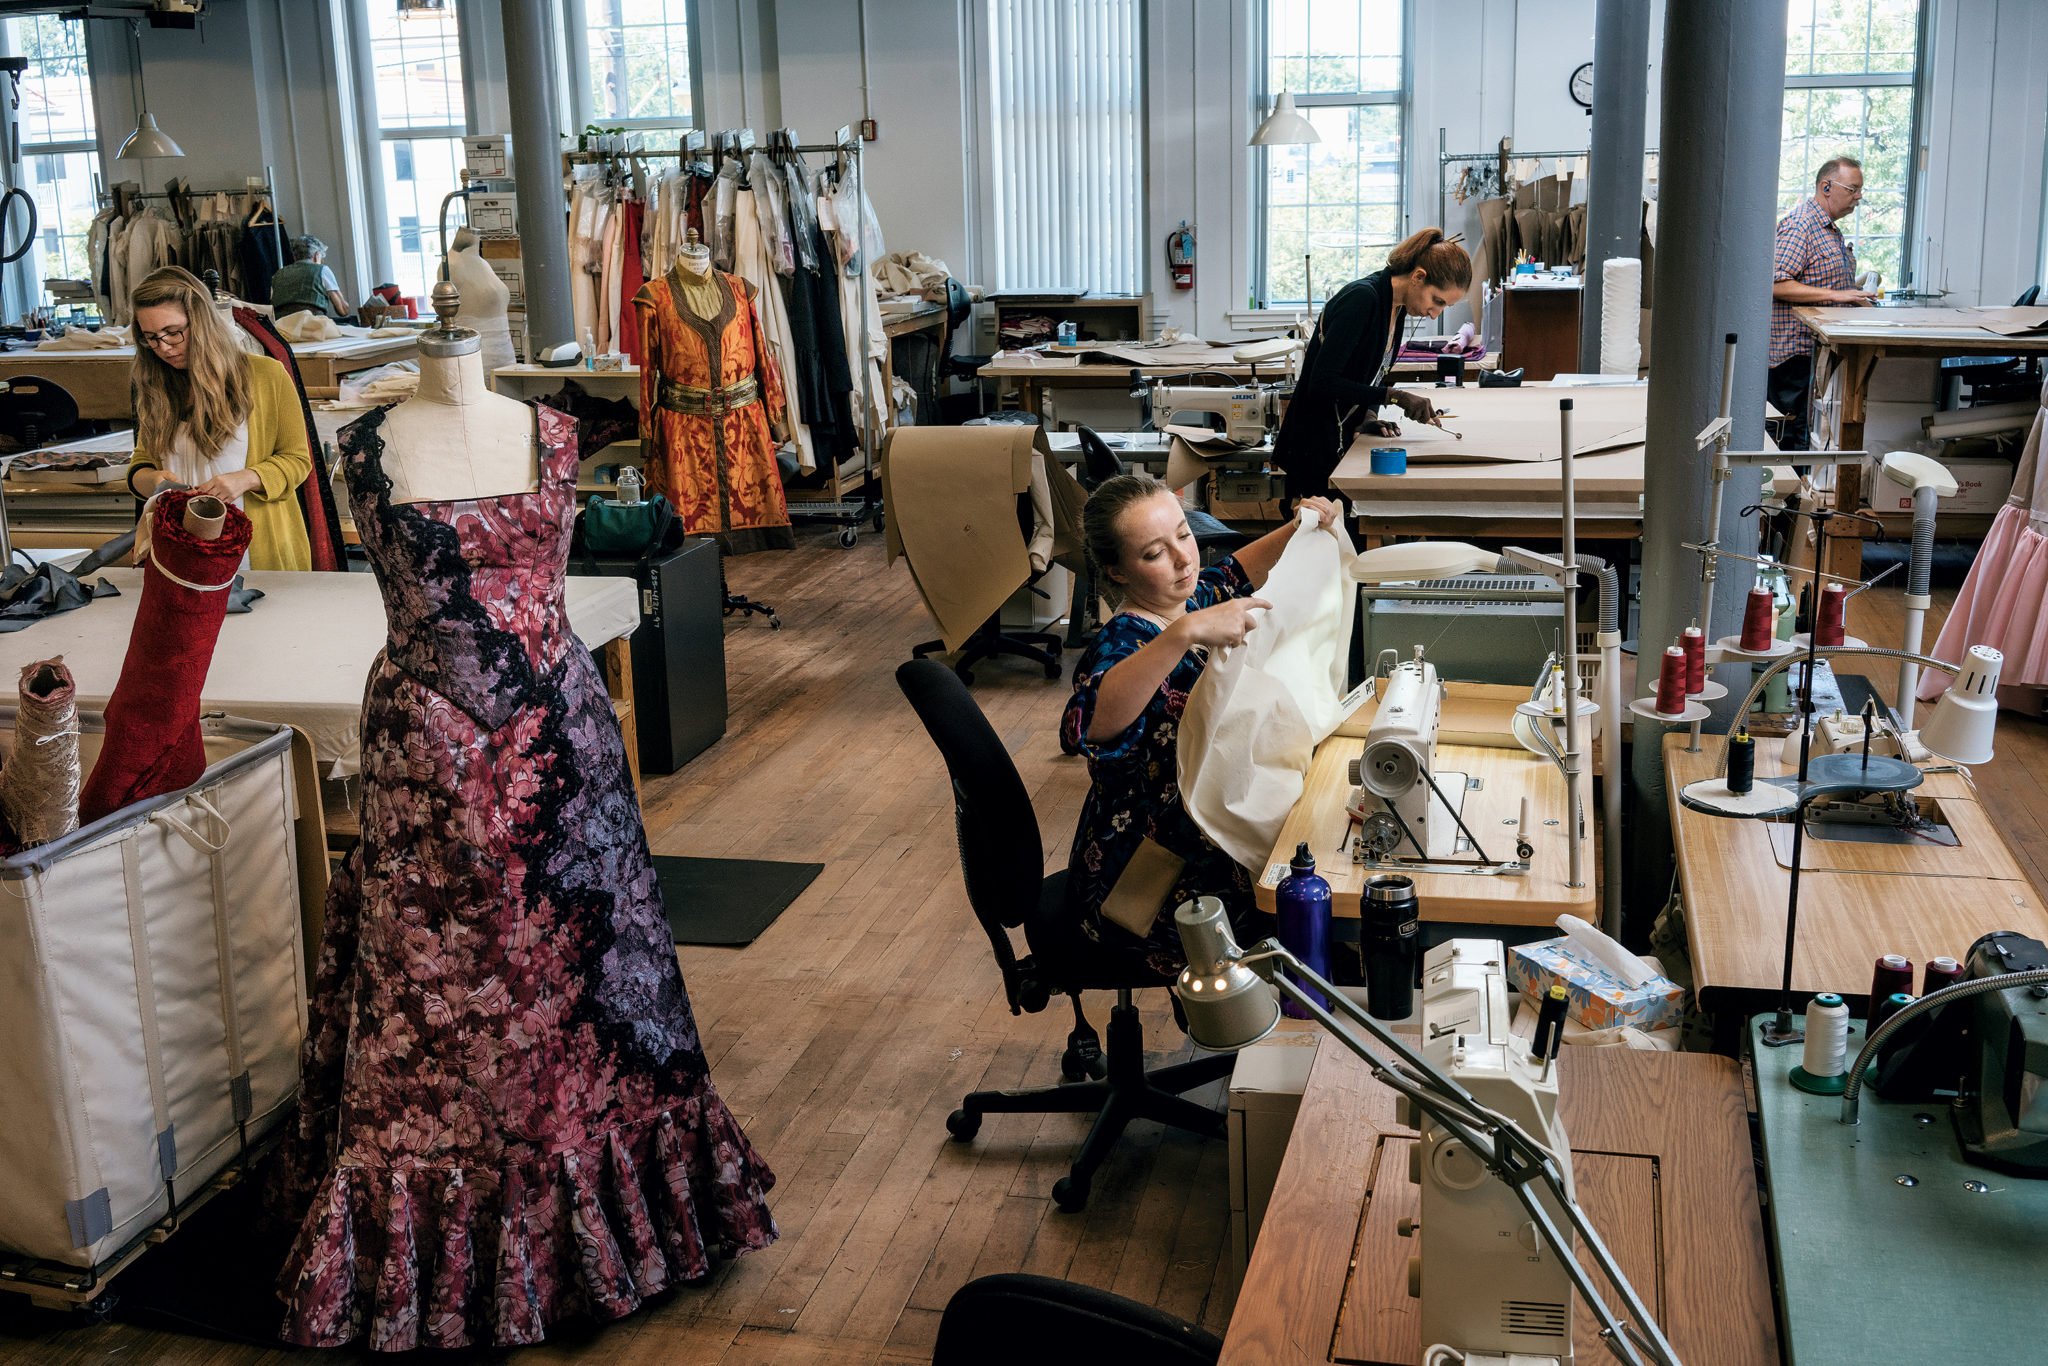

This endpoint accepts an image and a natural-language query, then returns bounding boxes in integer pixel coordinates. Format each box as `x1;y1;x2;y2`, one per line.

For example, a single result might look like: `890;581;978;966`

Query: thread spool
1871;953;1914;1004
1816;581;1848;647
1682;625;1706;694
1923;956;1964;996
183;495;227;542
1740;583;1775;651
1727;728;1756;794
1654;644;1688;716
1790;993;1852;1094
1869;991;1915;1034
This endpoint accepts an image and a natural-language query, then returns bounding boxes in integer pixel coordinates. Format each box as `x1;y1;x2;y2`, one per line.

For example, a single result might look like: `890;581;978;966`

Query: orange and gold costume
633;266;796;554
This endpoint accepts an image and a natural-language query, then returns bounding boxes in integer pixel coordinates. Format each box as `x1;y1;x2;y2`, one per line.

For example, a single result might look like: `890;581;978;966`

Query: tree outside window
578;0;694;128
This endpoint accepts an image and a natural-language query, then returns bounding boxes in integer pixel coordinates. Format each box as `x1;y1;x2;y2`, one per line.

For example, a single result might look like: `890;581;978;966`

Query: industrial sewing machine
1141;379;1287;447
1347;647;1529;874
1402;939;1577;1364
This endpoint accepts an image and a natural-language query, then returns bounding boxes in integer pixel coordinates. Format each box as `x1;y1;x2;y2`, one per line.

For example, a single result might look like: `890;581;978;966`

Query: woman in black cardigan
1275;228;1473;498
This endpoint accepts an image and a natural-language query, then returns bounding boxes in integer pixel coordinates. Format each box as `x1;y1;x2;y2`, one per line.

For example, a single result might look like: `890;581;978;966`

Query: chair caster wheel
957;669;975;686
1052;1175;1089;1213
1043;660;1061;679
1060;1042;1106;1082
839;528;858;549
769;615;783;630
946;1108;981;1141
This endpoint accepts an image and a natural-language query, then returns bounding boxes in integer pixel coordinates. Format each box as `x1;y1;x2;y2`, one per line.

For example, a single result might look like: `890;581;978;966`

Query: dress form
380;281;538;505
444;227;517;377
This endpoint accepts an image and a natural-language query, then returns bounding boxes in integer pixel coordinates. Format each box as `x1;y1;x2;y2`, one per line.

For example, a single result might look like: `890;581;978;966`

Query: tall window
365;2;465;300
1780;0;1920;288
575;0;695;128
984;0;1143;295
3;15;99;298
1260;0;1404;309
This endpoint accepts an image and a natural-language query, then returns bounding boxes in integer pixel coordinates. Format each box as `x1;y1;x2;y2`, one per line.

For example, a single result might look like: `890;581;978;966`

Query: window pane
582;0;693;125
1263;102;1402;308
21;150;102;288
1778;83;1915;285
4;15;96;146
1785;0;1919;79
366;3;464;131
1267;0;1403;95
379;137;463;302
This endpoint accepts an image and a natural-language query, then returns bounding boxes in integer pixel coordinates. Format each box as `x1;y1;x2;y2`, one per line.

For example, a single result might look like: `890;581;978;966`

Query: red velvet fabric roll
1816;582;1848;646
1655;644;1689;715
78;491;252;824
1740;584;1775;651
1682;625;1705;694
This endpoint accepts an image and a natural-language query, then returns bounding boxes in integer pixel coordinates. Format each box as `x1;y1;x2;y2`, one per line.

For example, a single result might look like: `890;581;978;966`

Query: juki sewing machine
1347;647;1530;875
1402;938;1577;1364
1141;379;1287;447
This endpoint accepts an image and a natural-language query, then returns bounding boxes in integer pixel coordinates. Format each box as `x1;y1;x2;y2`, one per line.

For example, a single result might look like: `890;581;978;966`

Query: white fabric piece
37;325;130;350
1600;257;1643;375
0;718;304;1268
1178;512;1363;871
0;570;637;774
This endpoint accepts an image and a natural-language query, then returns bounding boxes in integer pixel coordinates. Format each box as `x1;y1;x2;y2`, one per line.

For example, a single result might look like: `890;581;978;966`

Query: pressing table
1226;1039;1776;1364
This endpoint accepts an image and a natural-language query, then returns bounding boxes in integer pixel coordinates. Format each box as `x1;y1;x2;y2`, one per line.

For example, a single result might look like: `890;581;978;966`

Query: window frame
2;13;103;305
563;0;701;135
346;0;468;298
1252;0;1410;314
1779;0;1927;291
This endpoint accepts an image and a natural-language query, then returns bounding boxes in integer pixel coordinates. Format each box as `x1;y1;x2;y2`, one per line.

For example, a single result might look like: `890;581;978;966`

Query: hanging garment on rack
277;404;777;1349
731;186;814;473
241;205;287;305
634;265;797;554
750;153;795;277
819;168;890;437
600;198;625;356
712;161;740;274
233;306;347;572
778;215;857;475
85;208;119;318
619;200;648;367
684;167;713;258
567;176;610;353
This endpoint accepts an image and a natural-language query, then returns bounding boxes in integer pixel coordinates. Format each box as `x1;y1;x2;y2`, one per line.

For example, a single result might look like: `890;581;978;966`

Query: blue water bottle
1274;842;1331;1017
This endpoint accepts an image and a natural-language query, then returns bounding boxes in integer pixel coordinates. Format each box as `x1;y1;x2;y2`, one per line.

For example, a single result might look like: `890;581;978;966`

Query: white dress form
444;229;517;379
379;346;538;505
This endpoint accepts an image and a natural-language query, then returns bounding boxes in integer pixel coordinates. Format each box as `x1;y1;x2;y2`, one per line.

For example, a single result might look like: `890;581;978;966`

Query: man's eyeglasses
138;323;189;350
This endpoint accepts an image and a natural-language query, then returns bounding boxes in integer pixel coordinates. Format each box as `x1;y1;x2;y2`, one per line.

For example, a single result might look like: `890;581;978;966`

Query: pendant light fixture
1249;91;1321;147
116;20;185;161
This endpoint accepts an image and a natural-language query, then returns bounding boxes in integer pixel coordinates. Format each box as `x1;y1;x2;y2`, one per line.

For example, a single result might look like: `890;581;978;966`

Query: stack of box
461;134;526;362
1227;1020;1321;1282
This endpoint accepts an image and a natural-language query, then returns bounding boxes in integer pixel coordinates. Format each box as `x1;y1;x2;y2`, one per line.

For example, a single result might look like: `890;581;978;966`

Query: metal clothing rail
98;162;288;283
1435;130;1660;236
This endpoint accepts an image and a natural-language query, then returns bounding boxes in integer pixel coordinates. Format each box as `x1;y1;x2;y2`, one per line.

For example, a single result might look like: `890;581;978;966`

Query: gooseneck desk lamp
1172;897;1680;1366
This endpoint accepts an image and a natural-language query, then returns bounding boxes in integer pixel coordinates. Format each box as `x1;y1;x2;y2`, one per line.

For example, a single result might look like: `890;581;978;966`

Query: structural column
500;0;574;354
1627;0;1788;926
1577;0;1653;374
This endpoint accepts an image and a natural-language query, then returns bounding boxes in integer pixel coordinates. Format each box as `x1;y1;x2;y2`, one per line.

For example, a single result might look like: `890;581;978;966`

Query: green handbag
580;492;677;561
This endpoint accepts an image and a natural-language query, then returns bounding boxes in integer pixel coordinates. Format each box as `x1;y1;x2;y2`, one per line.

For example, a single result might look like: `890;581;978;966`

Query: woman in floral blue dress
1061;474;1344;976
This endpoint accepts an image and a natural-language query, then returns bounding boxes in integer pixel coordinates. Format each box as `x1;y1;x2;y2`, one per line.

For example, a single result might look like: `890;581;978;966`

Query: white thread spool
1802;993;1850;1079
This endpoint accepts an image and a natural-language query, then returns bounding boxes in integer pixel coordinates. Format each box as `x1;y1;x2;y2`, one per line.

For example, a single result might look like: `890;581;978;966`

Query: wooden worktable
0;335;417;420
1226;1039;1776;1365
1666;730;2046;1013
1792;303;2048;591
981;352;1490;422
1257;686;1597;926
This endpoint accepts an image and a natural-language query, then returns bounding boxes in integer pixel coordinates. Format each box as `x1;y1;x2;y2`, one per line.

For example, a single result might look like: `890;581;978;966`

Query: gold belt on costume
657;376;760;416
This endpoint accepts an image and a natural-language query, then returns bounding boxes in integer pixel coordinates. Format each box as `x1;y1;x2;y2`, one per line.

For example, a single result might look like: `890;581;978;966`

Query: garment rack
98;162;288;278
1435;131;1659;243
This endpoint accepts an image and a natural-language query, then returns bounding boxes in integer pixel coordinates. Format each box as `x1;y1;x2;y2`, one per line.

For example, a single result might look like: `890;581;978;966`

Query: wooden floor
4;527;2045;1364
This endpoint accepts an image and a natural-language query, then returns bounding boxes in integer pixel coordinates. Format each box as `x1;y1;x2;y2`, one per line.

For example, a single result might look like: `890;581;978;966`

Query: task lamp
1172;897;1680;1366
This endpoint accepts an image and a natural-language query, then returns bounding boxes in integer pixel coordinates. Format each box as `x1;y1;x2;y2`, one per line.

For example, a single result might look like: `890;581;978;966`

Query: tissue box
1507;936;1684;1033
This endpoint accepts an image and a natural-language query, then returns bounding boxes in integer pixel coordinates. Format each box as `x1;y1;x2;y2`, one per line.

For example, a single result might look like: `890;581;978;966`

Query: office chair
1942;285;2045;407
896;659;1233;1212
933;1274;1223;1365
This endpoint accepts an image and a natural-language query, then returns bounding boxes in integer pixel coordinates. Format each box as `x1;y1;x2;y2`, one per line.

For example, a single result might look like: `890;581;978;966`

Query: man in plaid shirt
1768;156;1879;448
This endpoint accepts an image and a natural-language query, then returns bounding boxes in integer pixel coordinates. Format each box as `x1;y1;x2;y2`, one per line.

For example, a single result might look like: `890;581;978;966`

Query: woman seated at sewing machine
1061;473;1342;976
1276;227;1473;499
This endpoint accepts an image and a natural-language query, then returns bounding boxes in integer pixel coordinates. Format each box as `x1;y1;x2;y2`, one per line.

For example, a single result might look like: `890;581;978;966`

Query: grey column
1577;0;1653;374
500;0;573;354
1626;0;1787;925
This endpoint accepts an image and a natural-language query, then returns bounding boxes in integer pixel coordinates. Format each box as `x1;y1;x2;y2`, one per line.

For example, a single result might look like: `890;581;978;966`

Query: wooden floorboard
5;526;2045;1364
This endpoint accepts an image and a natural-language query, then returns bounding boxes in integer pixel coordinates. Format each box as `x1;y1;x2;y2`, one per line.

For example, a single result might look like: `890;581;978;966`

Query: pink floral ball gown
274;403;776;1350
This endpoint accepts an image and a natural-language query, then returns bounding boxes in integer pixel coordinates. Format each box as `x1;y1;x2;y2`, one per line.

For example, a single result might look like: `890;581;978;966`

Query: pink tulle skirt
1918;501;2048;712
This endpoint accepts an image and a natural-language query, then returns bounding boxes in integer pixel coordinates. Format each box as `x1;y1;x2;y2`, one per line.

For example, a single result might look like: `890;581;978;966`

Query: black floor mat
655;854;823;946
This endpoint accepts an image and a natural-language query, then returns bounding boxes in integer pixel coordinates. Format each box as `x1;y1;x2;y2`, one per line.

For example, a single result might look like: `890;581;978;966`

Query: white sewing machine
1146;381;1286;447
1402;939;1575;1365
1349;648;1475;863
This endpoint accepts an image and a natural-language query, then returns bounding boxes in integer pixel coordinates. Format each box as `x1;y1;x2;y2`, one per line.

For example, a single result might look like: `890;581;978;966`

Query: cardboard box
1227;1021;1320;1283
1864;454;2016;517
479;236;522;261
467;193;518;239
1215;471;1281;503
462;134;512;181
486;255;525;311
1507;936;1685;1033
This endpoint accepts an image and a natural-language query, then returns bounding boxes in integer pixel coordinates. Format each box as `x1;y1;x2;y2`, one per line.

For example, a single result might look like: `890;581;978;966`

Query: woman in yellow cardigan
126;266;312;570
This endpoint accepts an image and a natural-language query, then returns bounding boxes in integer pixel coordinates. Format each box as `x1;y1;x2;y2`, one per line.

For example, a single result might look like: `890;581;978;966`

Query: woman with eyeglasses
125;266;313;570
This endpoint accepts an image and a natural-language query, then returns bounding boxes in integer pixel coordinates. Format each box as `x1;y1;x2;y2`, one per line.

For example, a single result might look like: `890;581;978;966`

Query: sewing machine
1403;939;1576;1364
1143;379;1286;447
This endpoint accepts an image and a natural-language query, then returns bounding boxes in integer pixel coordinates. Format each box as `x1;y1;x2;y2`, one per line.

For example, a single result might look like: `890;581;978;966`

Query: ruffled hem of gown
276;1097;778;1351
1917;501;2048;707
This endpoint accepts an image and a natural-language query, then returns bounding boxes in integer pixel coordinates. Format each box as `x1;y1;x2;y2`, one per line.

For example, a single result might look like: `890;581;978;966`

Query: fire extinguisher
1167;220;1195;290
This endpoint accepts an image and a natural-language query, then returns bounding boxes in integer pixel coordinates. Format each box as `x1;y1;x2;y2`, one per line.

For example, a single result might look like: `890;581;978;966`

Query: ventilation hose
0;186;36;265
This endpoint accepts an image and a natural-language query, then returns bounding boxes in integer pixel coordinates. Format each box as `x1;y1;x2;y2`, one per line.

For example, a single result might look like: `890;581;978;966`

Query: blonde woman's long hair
130;266;250;463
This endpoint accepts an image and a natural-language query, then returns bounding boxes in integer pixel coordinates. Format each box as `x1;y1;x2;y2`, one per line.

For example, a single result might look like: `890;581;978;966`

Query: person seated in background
269;235;355;321
1061;473;1343;977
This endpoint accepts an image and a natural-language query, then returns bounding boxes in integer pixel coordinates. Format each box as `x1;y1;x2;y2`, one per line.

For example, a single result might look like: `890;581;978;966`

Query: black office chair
896;659;1233;1212
937;277;994;416
933;1274;1222;1365
1942;285;2044;407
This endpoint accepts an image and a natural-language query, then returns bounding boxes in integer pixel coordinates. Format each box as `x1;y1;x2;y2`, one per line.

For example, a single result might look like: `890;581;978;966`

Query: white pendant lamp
1250;91;1321;147
116;21;185;162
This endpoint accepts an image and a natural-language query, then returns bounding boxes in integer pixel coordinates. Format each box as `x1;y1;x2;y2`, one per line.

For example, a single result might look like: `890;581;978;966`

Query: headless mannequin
444;227;517;376
380;281;537;505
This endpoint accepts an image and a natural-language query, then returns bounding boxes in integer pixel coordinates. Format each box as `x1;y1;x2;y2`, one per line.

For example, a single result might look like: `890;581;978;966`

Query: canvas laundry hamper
0;711;305;1275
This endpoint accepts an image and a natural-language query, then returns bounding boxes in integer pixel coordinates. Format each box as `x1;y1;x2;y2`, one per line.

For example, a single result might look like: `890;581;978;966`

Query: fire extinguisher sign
1168;221;1195;290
